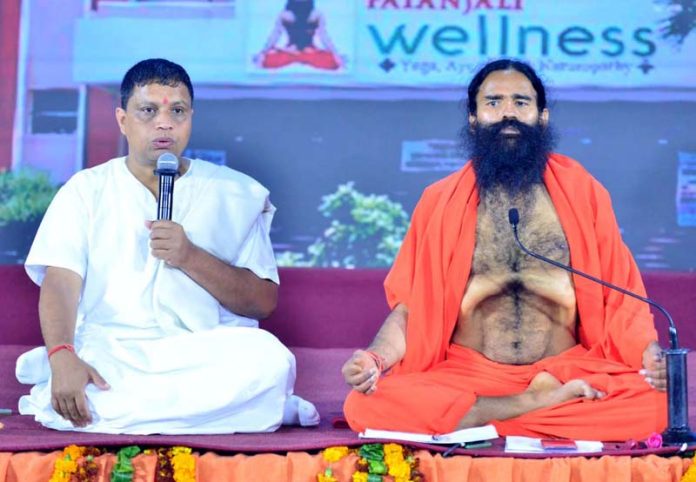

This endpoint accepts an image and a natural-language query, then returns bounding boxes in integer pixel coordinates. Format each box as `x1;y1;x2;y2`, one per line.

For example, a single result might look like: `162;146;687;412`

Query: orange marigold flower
64;445;84;462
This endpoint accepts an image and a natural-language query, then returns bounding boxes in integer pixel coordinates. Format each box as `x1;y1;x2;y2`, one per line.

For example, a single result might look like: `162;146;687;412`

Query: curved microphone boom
507;207;696;446
507;208;678;350
155;153;179;221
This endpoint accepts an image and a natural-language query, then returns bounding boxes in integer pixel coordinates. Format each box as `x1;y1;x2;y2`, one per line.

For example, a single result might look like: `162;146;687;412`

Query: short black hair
120;58;194;109
466;59;547;115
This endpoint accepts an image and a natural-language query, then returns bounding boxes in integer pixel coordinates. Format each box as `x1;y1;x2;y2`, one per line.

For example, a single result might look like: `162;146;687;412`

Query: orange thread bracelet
47;344;75;358
365;350;387;373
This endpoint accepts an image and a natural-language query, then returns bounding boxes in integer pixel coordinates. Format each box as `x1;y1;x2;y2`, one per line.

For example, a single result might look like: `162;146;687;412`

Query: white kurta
16;157;296;434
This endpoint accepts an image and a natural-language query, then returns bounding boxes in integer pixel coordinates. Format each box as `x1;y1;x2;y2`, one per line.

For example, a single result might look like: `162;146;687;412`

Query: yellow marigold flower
48;471;70;482
55;458;77;473
173;472;196;482
172;453;195;469
384;443;404;458
171;446;192;456
323;446;350;463
49;458;78;482
682;468;696;482
385;452;405;467
352;471;369;482
172;451;196;482
388;460;412;479
384;444;405;468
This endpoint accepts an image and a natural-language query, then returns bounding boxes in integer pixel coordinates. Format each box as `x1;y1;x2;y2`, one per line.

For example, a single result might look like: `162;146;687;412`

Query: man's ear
539;108;549;126
468;113;477;131
115;107;127;136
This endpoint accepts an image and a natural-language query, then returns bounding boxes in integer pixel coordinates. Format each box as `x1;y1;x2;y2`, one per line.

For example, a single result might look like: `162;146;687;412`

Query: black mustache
484;119;537;136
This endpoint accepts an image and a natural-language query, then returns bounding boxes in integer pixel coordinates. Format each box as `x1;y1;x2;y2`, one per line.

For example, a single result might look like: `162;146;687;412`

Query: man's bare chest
454;187;577;364
472;187;570;275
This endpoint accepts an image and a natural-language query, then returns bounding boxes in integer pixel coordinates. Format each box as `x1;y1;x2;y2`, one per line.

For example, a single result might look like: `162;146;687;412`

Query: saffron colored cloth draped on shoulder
344;153;667;440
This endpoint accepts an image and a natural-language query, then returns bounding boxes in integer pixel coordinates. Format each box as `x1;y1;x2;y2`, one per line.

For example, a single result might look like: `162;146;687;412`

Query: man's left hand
147;220;195;268
641;341;666;391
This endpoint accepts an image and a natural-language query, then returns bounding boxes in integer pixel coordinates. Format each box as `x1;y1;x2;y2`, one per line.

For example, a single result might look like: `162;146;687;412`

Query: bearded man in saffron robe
342;59;667;441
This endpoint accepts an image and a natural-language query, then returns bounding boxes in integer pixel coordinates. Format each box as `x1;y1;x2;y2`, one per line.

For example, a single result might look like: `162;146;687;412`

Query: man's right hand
49;350;110;427
342;350;380;395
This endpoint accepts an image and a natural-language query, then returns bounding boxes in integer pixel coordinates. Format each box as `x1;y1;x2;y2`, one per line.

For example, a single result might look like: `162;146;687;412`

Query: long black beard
464;119;556;197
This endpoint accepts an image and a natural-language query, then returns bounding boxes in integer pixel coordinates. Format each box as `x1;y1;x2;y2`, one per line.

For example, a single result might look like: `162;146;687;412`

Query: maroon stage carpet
1;346;696;458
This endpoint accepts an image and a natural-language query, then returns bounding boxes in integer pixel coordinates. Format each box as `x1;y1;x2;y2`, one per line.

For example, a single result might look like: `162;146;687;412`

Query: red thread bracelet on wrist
47;344;75;359
365;350;387;373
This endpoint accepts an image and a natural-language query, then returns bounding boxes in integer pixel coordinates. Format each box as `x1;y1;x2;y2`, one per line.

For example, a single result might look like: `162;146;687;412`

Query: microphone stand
508;208;696;445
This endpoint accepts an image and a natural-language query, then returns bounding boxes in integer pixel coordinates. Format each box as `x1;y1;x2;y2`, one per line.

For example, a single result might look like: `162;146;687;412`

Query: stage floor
1;346;695;481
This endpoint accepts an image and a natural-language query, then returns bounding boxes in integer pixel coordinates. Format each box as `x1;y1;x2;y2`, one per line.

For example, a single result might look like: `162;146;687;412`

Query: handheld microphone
155;153;179;221
507;207;696;445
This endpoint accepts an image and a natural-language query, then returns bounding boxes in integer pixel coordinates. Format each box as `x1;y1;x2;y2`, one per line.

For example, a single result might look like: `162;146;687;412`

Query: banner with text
74;0;696;88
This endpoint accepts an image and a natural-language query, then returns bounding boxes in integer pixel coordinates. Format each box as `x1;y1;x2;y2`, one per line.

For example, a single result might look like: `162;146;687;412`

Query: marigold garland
318;443;422;482
318;446;350;481
49;444;101;482
49;444;197;482
149;446;197;482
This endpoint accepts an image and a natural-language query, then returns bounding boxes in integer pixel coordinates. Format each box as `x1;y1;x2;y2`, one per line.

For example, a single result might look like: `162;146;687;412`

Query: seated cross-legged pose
342;59;667;441
16;58;319;434
254;0;342;71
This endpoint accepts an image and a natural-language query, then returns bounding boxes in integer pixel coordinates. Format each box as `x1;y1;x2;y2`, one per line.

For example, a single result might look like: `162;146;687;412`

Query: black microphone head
156;153;179;174
508;208;519;226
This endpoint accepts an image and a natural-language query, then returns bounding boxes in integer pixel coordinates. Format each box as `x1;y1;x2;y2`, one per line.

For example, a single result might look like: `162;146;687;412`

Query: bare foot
527;372;605;408
455;372;606;429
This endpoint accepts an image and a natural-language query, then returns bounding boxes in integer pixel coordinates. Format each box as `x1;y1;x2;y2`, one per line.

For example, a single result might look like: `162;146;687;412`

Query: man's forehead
476;70;537;99
129;82;191;105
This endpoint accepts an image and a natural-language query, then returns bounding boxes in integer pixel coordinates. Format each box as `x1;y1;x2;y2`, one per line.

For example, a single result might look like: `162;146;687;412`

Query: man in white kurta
15;58;317;434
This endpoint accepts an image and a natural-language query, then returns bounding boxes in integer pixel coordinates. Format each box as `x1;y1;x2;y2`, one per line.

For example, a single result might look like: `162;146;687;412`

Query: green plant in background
275;250;310;267
0;169;58;263
278;182;410;268
0;169;57;225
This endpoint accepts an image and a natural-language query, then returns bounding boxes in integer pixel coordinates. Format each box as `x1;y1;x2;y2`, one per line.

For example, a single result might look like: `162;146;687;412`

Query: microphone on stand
507;207;696;445
155;153;179;221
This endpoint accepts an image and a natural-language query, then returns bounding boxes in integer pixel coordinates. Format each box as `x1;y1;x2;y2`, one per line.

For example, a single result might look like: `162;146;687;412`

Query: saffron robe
344;153;667;440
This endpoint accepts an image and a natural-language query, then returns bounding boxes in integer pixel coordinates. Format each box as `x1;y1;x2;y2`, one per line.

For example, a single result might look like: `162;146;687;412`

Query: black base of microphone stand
662;427;696;445
662;348;696;446
507;213;696;445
